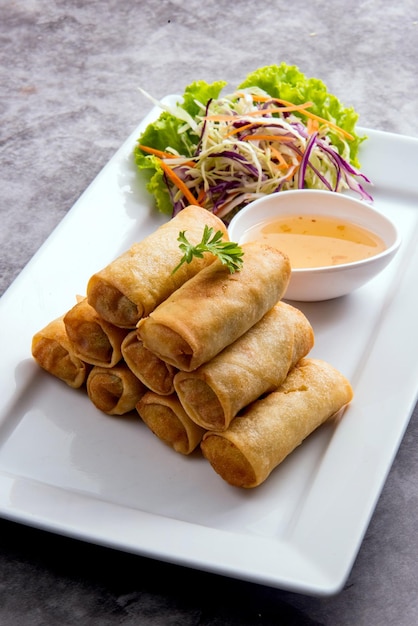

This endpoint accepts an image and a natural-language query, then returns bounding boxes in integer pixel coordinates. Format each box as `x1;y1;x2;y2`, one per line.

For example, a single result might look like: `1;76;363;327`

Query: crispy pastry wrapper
64;297;128;367
200;358;353;488
86;205;229;328
137;242;291;372
121;331;177;395
136;392;206;455
32;315;90;388
86;363;147;415
174;302;314;431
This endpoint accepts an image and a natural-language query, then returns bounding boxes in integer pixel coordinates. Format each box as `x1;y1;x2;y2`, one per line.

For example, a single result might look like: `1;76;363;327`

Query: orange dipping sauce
240;214;386;269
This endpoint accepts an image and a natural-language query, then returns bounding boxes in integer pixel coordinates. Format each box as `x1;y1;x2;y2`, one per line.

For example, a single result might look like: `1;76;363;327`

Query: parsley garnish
172;225;244;274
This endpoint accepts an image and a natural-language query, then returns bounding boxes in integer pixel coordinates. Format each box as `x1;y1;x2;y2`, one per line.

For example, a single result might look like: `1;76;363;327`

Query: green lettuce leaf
181;79;227;118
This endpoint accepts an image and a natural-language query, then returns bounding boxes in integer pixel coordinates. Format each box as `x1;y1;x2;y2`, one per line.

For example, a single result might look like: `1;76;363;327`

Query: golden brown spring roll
86;363;147;415
200;358;353;488
32;315;90;388
137;242;291;372
121;331;177;395
136;392;206;455
64;297;128;367
174;302;314;431
86;205;229;328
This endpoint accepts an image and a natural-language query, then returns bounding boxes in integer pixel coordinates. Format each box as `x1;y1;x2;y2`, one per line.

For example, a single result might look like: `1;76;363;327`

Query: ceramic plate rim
0;97;417;596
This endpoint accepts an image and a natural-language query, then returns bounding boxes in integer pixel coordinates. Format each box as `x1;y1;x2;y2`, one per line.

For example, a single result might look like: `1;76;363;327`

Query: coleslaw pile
135;64;372;222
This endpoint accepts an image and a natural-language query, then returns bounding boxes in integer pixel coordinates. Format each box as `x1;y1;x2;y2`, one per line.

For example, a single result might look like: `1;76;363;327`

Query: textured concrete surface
1;1;418;624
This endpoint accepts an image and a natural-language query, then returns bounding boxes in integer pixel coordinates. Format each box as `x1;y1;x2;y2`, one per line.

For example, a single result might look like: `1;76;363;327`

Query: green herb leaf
172;225;244;274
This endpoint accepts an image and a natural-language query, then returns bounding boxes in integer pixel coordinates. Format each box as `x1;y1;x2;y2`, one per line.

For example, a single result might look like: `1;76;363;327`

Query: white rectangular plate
1;97;417;596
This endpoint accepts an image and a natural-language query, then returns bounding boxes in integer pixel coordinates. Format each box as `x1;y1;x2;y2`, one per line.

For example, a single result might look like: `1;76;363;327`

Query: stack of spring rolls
32;205;353;488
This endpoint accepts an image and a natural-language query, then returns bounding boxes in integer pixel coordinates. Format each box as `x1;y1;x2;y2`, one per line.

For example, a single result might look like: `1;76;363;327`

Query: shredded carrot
138;144;196;168
282;164;300;181
242;133;294;143
224;122;257;138
224;120;294;138
205;101;313;123
224;116;316;138
137;144;178;159
307;117;320;135
270;146;290;169
158;159;200;207
266;97;354;140
196;187;206;205
235;93;355;141
301;110;354;140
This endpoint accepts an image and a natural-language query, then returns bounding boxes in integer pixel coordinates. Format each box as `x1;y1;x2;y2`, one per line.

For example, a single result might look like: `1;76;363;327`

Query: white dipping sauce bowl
228;189;401;302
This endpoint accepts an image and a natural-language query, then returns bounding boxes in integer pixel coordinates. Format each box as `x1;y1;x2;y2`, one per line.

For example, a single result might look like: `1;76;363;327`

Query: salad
135;64;372;223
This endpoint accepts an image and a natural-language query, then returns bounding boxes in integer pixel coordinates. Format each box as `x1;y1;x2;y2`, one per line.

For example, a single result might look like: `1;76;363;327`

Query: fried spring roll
64;297;128;367
32;315;90;388
136;392;206;455
137;242;291;372
86;205;229;328
200;358;353;488
121;331;177;395
174;302;314;431
86;363;147;415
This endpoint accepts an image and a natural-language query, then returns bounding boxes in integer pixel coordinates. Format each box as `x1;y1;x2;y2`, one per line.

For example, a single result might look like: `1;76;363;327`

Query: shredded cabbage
135;64;372;221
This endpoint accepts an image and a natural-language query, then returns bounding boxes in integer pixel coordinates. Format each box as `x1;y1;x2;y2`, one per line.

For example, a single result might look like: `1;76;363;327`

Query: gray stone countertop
1;1;417;624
